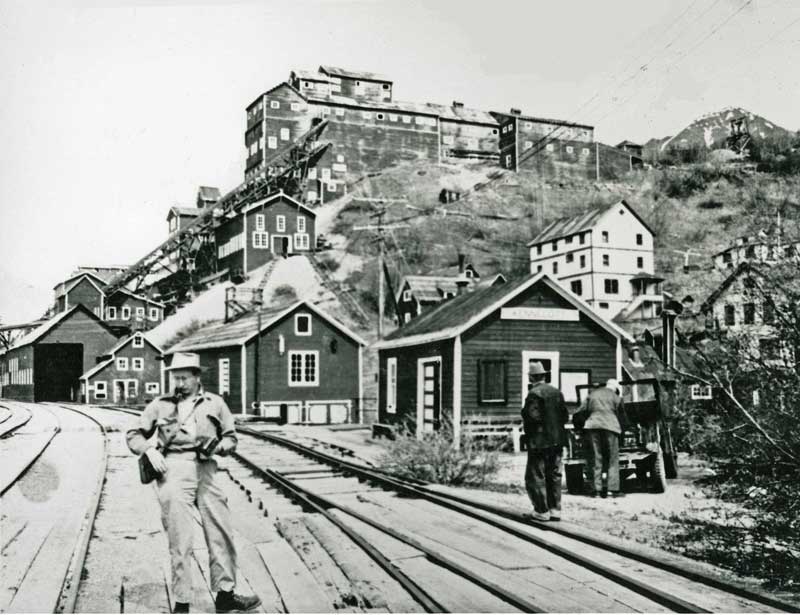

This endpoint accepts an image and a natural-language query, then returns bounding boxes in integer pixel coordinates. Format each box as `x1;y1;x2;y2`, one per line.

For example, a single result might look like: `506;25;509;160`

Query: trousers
524;446;562;514
155;455;237;603
587;429;620;493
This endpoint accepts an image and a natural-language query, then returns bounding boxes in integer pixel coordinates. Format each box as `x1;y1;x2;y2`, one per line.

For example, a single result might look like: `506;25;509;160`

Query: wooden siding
0;346;35;401
215;216;245;274
439;119;499;158
105;295;162;327
378;339;454;427
86;342;162;405
244;197;315;270
67;277;104;316
39;309;119;376
195;346;243;414
244;306;360;408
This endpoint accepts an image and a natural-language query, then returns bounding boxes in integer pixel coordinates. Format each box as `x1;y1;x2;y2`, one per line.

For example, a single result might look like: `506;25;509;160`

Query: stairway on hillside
306;254;370;327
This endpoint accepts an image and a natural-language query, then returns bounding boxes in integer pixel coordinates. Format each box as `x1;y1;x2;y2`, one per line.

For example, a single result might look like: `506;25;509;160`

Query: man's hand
145;447;167;473
215;439;235;457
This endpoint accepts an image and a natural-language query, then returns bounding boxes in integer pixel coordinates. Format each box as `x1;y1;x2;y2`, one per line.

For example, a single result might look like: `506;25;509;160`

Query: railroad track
233;425;799;613
0;401;109;613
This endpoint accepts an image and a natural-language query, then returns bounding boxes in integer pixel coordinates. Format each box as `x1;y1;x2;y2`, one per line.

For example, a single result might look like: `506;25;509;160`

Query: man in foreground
579;378;625;498
521;362;569;521
126;352;261;614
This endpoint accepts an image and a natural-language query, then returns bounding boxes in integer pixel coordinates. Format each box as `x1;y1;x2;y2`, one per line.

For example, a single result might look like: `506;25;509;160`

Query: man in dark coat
521;362;568;521
578;378;625;498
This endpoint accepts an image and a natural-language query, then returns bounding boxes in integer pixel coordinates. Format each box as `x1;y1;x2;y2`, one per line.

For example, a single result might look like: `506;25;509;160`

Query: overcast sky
1;0;798;322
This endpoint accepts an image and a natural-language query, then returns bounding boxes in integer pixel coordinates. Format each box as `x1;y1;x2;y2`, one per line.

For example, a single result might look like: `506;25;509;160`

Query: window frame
132;357;144;371
288;350;319;387
116;357;129;371
135;307;145;321
276;215;286;232
270;100;279;109
477;359;508;405
121;306;131;320
219;358;230;395
133;333;144;348
386;357;398;414
690;384;713;400
93;381;107;400
294;313;312;336
724;304;736;326
297;216;306;233
107;306;117;320
148;307;159;321
570;280;583;296
145;382;160;395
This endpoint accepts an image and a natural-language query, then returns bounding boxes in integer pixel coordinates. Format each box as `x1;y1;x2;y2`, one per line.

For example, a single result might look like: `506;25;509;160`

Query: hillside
643;107;796;160
323;159;800;331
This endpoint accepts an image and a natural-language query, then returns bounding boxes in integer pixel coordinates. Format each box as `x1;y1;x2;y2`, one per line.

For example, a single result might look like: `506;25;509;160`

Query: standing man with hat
127;352;261;614
578;378;625;498
521;362;569;521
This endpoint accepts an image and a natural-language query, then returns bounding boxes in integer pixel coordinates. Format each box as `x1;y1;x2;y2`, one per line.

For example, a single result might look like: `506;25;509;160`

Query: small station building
373;273;633;441
165;300;365;423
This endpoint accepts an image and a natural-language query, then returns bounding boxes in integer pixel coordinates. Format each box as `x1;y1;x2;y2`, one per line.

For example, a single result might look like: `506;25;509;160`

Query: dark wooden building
0;305;120;402
374;273;633;441
215;191;317;276
53;271;106;317
166;300;366;423
80;332;163;405
104;288;165;333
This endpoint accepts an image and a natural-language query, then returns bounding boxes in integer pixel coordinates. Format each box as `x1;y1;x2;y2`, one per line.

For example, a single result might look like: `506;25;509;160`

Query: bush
376;416;501;487
316;253;340;273
272;284;297;302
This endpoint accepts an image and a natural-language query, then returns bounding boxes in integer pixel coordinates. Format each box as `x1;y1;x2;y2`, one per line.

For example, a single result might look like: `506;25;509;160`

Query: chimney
458;253;465;274
510;108;522;115
452;101;464;108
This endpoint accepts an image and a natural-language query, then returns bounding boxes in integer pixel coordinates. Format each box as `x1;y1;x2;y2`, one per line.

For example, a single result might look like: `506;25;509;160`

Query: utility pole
353;208;408;339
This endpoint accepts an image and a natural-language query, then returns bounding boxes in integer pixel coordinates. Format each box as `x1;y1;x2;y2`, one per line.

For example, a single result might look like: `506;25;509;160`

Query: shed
165;300;366;423
0;305;120;402
80;332;163;405
374;273;634;441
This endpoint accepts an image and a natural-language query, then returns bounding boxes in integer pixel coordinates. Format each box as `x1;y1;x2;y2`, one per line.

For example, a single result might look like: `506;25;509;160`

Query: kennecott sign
500;307;579;322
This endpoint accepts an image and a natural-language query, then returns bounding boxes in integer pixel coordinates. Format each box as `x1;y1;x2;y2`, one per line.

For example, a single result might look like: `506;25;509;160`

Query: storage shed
374;273;634;441
165;300;366;423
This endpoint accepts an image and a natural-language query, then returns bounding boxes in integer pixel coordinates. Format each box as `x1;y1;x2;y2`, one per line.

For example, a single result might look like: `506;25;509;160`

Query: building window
524;140;532;150
551;241;558;252
106;306;117;320
133;333;144;348
297;216;306;233
335;107;345;116
388;113;398;121
132;358;144;371
308;168;317;180
295;313;312;336
307;190;318;202
570;280;583;296
536;245;542;255
524;122;532;129
255;214;265;231
565;236;572;244
724;304;736;326
145;382;160;395
402;289;411;302
293;233;309;250
387;357;397;413
327;183;336;192
763;297;775;324
636;233;643;245
219;358;230;395
690;384;712;400
602;254;610;267
94;381;107;400
252;231;269;248
579;233;586;245
280;128;290;141
135;307;145;321
599;302;609;309
116;357;129;371
504;154;512;167
566;145;574;154
321;168;331;181
743;303;756;324
566;253;574;263
149;307;159;321
537;265;542;272
478;359;507;404
604;279;619;294
759;338;780;360
122;306;131;320
288;351;318;386
267;136;277;149
270;100;279;109
580;255;586;268
443;135;455;145
546;143;554;152
602;231;609;243
276;215;286;232
290;102;299;111
404;312;411;323
377;113;385;120
362;111;372;119
552;262;558;274
582;147;590;155
402;115;411;123
637;257;644;269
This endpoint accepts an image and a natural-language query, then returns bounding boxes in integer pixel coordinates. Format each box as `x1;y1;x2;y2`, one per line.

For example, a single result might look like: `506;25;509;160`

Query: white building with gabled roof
528;199;659;317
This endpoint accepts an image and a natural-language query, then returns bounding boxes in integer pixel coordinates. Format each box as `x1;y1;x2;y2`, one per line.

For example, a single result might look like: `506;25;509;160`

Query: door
114;380;125;403
33;343;83;402
521;351;560;403
271;235;292;256
416;357;441;437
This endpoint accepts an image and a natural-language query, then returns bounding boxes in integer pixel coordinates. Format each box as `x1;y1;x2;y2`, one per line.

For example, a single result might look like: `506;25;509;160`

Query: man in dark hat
127;352;261;614
521;362;569;521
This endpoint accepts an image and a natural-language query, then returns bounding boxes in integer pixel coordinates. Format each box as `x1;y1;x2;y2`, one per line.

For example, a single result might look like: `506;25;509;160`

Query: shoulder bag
139;403;199;484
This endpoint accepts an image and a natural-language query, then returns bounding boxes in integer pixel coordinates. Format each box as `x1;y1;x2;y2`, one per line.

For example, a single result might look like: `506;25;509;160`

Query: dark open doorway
34;343;83;402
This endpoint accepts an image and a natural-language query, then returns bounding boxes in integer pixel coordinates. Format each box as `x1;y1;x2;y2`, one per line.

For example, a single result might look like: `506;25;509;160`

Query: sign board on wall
500;307;579;322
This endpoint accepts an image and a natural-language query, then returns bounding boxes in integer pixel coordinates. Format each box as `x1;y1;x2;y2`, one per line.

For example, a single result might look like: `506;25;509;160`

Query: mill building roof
398;275;474;303
491;110;594;131
167;206;204;220
5;305;118;354
318;65;392;83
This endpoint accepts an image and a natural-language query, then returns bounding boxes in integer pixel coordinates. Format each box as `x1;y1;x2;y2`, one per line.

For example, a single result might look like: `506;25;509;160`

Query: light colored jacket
126;390;237;456
579;386;623;434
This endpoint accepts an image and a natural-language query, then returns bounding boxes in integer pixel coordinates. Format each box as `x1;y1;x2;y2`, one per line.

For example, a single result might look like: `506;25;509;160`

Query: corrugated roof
377;273;633;349
319;65;392;83
198;186;221;201
307;94;440;117
492;110;594;131
428;103;497;125
168;206;203;219
401;275;473;303
528;203;614;246
292;69;329;82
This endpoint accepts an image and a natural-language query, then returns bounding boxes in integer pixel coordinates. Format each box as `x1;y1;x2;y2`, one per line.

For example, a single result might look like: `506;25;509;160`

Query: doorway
34;343;83;402
521;350;560;402
271;235;291;257
416;357;441;437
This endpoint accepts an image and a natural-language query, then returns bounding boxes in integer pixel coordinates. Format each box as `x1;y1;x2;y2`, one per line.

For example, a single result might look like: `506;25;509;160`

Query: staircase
307;254;370;326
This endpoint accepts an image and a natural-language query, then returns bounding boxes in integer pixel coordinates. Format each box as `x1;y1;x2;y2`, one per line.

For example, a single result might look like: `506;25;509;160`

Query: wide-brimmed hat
528;362;550;378
165;352;204;373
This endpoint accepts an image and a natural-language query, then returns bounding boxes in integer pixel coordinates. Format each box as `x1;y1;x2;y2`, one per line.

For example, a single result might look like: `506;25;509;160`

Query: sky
1;0;799;322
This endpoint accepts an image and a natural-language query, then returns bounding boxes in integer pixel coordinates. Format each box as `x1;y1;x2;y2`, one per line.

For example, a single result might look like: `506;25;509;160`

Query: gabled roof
53;270;108;291
700;262;761;313
527;199;654;247
376;273;634;350
56;272;107;300
107;287;166;307
241;190;317;217
291;69;329;82
197;186;221;202
319;65;392;83
490;110;593;131
397;275;473;303
616;140;641;148
167;206;203;220
167;300;366;353
80;333;163;380
7;305;118;353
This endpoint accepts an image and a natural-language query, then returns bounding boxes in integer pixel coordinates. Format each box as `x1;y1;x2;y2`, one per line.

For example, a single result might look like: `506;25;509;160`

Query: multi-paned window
133;333;144;348
297;216;306;233
106;306;117;320
116;357;129;370
253;232;268;249
280;128;290;141
267;136;277;149
135;307;145;321
145;382;160;395
602;254;610;267
149;307;159;321
94;381;107;399
288;351;318;386
602;231;609;243
566;253;574;263
132;358;144;371
219;358;230;395
571;280;583;296
604;279;619;294
724;304;736;326
743;303;756;324
276;215;286;232
636;233;643;245
386;357;397;413
122;306;131;320
637;257;644;269
295;313;312;336
293;234;309;250
690;384;712;400
478;359;507;404
270;100;279;109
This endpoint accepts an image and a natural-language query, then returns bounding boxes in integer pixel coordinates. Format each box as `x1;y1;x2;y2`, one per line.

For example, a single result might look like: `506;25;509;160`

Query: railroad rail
236;425;800;613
